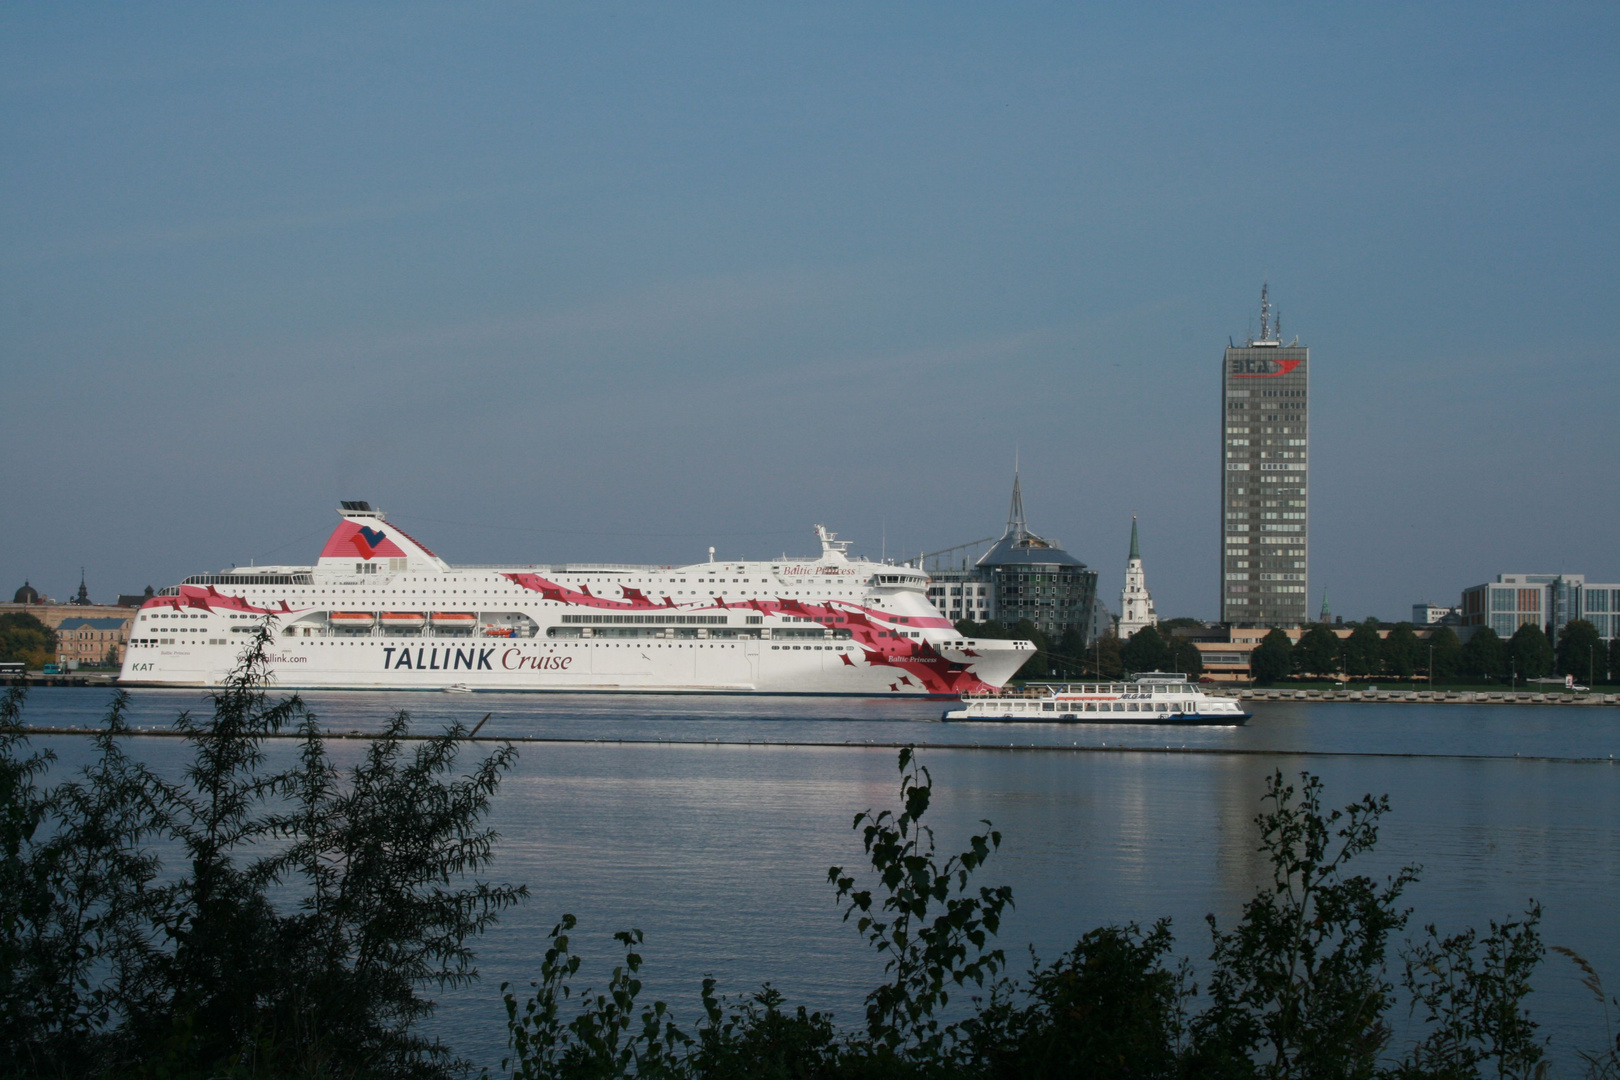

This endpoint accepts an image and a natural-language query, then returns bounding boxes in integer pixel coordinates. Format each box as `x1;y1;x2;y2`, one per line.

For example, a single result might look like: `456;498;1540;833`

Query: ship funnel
317;506;446;573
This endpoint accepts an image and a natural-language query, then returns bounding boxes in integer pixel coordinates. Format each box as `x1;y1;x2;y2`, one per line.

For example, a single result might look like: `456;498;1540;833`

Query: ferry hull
122;636;1028;696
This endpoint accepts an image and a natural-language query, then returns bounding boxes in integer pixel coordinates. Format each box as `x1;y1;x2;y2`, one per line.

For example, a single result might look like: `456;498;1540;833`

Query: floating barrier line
15;727;1617;765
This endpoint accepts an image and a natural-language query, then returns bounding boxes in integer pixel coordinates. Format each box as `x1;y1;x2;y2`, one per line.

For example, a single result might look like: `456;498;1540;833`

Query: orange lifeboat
329;611;376;628
380;611;427;627
430;611;476;627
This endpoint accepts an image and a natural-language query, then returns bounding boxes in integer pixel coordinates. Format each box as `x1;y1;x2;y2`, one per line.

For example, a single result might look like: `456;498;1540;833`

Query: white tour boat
943;672;1250;725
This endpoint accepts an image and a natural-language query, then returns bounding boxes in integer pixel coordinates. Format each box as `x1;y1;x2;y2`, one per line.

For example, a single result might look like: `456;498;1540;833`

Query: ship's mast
815;524;852;561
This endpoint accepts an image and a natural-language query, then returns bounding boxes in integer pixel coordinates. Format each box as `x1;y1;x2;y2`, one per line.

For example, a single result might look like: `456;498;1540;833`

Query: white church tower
1118;516;1158;639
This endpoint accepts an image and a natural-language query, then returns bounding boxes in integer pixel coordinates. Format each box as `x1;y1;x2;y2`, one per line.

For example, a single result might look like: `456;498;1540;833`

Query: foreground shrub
0;636;524;1079
958;920;1191;1079
829;746;1014;1060
1187;775;1419;1079
1396;908;1546;1078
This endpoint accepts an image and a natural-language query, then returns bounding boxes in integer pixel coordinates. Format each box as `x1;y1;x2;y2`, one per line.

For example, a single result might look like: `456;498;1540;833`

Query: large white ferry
119;503;1036;695
943;673;1250;724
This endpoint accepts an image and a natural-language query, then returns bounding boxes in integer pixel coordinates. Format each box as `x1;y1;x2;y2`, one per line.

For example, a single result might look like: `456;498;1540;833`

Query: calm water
19;687;1620;1072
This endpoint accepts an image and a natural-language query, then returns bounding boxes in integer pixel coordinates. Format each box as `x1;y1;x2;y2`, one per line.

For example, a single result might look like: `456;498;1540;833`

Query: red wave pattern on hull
500;572;988;695
141;585;275;615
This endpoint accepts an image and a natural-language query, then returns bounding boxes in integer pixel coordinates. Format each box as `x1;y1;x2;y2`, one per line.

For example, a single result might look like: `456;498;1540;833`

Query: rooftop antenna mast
1007;453;1027;541
1259;282;1272;342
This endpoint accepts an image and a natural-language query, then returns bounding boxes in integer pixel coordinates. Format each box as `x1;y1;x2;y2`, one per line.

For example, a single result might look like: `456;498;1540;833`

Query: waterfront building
0;600;136;639
1220;285;1309;627
1118;517;1157;640
55;616;130;667
1172;623;1448;682
924;566;995;624
1459;574;1620;642
975;472;1099;640
1413;602;1460;625
923;471;1100;642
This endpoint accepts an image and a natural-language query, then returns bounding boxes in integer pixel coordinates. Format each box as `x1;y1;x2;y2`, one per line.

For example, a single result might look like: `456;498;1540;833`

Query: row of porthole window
130;638;228;646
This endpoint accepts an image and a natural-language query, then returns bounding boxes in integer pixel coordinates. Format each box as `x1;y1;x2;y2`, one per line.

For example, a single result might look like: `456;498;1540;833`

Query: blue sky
4;3;1616;620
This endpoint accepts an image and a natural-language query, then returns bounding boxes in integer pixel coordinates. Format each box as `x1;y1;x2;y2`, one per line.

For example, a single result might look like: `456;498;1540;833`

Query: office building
1221;285;1309;626
1412;602;1460;625
1459;574;1620;642
924;566;995;624
979;472;1098;638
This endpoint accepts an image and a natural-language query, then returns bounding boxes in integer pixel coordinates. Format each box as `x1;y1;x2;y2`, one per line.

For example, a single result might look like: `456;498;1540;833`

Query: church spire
1319;586;1331;623
1118;515;1157;639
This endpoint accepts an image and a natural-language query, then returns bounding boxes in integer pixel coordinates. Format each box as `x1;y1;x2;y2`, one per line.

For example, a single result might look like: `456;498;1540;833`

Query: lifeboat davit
329;611;376;628
380;611;427;627
430;611;476;627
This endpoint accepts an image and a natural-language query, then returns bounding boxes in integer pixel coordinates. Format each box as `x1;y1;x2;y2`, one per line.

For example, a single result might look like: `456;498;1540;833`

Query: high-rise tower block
1220;286;1309;627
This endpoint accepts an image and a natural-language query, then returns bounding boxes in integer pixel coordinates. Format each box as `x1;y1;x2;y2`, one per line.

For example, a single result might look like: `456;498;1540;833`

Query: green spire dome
1128;516;1140;561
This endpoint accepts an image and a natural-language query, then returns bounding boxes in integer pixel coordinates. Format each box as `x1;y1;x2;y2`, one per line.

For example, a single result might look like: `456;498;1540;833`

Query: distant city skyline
3;4;1617;621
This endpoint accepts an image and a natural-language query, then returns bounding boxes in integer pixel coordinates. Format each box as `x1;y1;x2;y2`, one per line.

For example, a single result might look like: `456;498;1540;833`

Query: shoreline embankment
1215;687;1618;706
